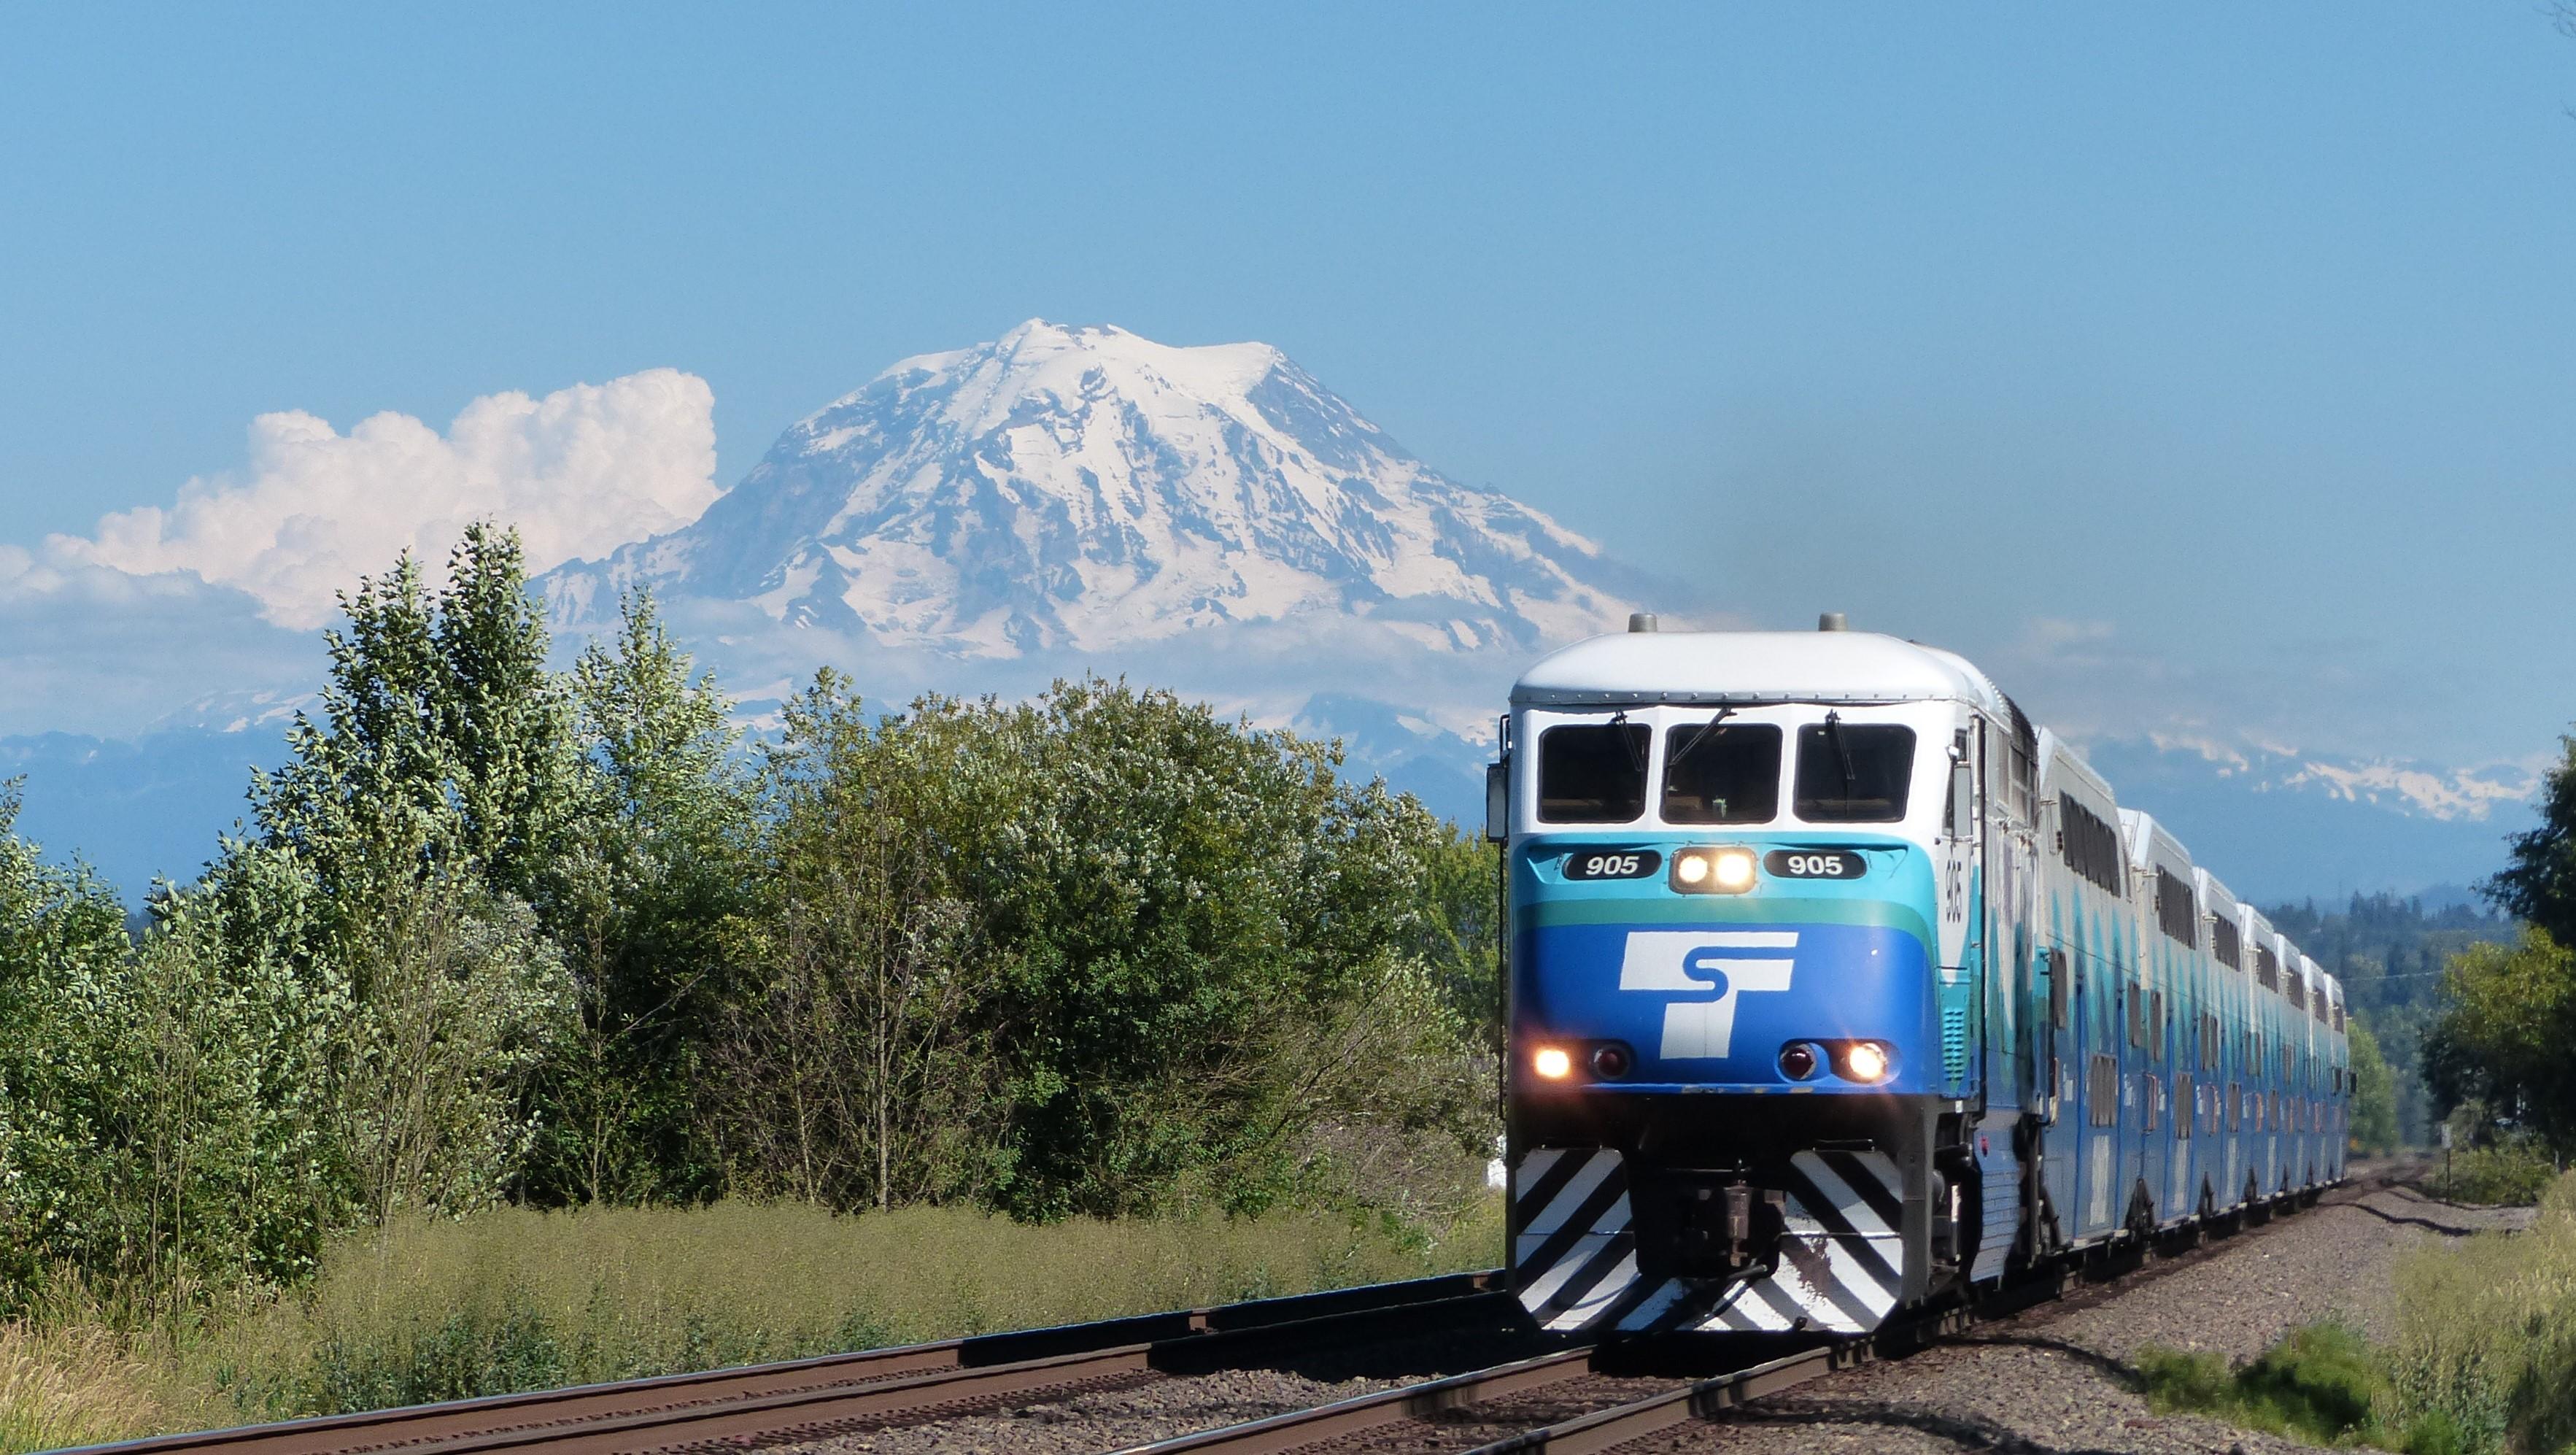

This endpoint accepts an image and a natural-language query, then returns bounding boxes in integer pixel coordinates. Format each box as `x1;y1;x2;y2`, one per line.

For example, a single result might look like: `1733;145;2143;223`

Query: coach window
1538;721;1650;823
1793;719;1916;822
1661;721;1782;824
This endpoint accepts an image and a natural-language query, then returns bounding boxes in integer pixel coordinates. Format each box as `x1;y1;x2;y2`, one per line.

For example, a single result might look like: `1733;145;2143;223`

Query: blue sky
1;4;2571;784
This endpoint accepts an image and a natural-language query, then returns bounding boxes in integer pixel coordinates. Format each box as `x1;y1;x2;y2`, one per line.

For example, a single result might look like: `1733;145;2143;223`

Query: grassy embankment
0;1197;1503;1452
2137;1151;2576;1455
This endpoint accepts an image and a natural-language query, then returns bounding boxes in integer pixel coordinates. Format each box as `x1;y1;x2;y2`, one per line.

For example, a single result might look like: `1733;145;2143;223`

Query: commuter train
1494;620;2350;1336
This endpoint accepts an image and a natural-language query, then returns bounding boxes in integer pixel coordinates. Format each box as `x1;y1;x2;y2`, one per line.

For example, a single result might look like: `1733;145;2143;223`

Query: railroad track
1126;1170;2408;1455
73;1168;2416;1455
69;1271;1511;1455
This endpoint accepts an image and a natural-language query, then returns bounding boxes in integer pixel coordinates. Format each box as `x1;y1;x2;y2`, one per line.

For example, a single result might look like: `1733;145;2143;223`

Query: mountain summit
542;320;1635;656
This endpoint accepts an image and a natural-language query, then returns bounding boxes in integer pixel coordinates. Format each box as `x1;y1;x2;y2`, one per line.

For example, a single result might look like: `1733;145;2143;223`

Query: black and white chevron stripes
1509;1148;1642;1331
1609;1149;1907;1336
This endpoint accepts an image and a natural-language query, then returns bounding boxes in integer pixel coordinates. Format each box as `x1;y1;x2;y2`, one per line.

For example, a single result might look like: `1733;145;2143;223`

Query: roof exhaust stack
1628;612;1659;633
1818;611;1849;632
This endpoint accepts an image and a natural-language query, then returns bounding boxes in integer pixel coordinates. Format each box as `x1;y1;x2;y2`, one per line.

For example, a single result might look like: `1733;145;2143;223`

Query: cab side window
1538;723;1650;823
1793;722;1916;822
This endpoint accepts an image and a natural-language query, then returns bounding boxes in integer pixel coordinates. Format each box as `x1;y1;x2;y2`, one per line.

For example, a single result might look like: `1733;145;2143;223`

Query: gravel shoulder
1650;1182;2531;1455
768;1317;1559;1455
774;1181;2527;1455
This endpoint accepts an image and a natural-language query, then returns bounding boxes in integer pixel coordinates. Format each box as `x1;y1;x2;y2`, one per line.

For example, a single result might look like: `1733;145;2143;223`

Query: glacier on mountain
541;320;1638;656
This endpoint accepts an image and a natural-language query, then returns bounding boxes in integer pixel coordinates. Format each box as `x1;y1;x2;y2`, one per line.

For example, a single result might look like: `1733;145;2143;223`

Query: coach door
2033;946;2077;1248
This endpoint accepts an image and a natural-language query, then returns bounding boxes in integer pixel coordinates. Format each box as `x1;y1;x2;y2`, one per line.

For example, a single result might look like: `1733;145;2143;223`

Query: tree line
0;525;1501;1312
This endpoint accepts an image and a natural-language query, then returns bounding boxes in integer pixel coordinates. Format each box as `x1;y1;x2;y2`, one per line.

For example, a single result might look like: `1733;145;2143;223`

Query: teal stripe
1519;893;1934;948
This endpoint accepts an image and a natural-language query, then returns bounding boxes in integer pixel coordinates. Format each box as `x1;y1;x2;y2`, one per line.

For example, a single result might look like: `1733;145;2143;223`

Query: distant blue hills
4;709;2529;911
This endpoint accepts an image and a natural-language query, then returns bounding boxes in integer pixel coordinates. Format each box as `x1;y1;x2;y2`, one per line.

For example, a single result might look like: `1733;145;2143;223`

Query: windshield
1660;720;1781;824
1793;721;1916;822
1538;722;1649;822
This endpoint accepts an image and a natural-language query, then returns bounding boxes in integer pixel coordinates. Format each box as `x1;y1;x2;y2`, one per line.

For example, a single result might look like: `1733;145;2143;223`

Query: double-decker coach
1494;619;2351;1337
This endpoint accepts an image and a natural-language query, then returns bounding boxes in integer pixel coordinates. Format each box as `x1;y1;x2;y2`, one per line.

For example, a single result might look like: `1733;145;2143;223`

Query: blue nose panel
1517;921;1935;1091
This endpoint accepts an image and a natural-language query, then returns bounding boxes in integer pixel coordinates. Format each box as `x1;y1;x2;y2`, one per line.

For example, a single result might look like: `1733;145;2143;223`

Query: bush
187;1199;1498;1421
2137;1321;2399;1447
2422;1139;2559;1206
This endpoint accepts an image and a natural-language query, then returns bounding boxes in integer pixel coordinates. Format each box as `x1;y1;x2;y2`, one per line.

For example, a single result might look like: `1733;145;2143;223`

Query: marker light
1671;847;1758;894
1841;1041;1892;1084
1533;1046;1574;1081
1779;1043;1819;1080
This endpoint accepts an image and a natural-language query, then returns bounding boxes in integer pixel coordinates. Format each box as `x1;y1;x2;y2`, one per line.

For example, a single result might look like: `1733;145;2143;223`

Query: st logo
1616;930;1800;1059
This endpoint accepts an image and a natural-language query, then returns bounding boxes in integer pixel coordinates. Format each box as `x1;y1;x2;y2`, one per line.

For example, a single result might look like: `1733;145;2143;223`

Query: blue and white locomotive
1493;620;2351;1337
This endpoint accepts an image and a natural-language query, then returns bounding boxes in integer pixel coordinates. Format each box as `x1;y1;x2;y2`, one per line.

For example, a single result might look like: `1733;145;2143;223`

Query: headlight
1671;846;1757;894
1533;1046;1573;1081
1840;1041;1893;1084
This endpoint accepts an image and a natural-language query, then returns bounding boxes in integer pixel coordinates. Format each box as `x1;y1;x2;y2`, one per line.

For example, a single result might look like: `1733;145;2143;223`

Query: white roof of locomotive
1512;630;2010;713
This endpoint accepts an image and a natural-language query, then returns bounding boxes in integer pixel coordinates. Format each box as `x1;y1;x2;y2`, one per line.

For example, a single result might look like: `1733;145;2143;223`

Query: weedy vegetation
2138;1170;2576;1455
190;1200;1498;1421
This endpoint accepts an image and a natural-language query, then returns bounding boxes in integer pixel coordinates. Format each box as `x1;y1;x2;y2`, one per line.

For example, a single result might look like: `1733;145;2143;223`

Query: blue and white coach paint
1493;620;2351;1338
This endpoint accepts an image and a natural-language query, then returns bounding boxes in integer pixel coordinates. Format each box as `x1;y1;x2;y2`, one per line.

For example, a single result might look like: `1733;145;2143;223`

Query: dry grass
180;1197;1501;1423
0;1321;206;1455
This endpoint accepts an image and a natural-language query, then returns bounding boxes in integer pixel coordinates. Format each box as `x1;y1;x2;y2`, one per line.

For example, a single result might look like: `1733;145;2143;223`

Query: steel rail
1114;1346;1605;1455
1456;1168;2411;1455
1140;1168;2403;1455
68;1270;1506;1455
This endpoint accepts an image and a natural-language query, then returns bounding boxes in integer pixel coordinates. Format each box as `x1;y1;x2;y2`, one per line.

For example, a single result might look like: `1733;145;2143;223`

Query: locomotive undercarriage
1509;1092;1981;1335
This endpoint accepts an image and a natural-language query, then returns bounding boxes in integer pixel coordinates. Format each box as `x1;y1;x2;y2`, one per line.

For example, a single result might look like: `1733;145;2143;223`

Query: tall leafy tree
2424;929;2576;1154
710;674;999;1210
2347;1019;2400;1154
962;679;1483;1220
527;590;759;1204
2487;735;2576;947
219;524;577;1219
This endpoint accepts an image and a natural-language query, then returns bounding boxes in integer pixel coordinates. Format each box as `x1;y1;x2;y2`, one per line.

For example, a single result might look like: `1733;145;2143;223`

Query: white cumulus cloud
51;370;719;629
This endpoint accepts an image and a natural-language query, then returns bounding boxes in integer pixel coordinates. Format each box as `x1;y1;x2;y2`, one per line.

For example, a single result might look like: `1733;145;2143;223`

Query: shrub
2137;1321;2397;1447
2422;1139;2559;1207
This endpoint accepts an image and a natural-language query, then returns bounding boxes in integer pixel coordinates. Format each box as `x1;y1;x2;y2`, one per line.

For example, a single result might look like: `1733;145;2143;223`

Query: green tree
527;590;758;1205
708;674;998;1210
2424;929;2576;1154
962;679;1485;1221
219;525;577;1220
1412;826;1503;1053
2487;735;2576;948
2347;1019;2399;1154
0;793;344;1309
0;783;145;1301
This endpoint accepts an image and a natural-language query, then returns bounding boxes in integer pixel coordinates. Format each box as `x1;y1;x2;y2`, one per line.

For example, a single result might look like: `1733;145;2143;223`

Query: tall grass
182;1197;1499;1423
0;1322;205;1454
2382;1171;2576;1454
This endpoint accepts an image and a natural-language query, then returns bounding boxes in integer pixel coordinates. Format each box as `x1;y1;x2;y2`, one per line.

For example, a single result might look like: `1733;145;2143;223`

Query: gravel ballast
1649;1181;2531;1455
778;1180;2526;1455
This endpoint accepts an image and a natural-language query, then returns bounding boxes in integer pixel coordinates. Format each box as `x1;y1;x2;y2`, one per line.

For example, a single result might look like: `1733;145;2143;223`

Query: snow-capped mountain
541;320;1638;655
